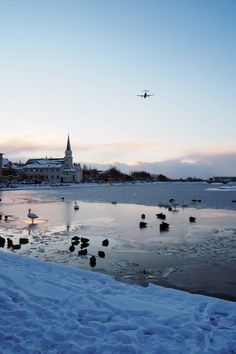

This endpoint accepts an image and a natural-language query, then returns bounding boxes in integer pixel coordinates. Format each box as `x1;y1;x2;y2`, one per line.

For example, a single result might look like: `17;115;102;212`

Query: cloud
0;135;64;160
82;152;236;178
1;138;236;178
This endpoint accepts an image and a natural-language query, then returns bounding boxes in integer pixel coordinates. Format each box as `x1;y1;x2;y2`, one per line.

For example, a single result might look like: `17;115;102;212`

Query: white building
22;136;82;183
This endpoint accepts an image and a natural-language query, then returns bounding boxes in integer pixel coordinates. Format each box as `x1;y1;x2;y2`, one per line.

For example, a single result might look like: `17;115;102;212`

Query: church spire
66;135;71;151
64;135;73;169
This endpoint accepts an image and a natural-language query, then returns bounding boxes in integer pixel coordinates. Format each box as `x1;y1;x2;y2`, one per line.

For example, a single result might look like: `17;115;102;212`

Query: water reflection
27;223;38;235
0;190;236;280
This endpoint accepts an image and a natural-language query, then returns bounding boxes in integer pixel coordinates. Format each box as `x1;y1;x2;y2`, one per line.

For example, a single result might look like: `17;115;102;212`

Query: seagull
27;209;38;223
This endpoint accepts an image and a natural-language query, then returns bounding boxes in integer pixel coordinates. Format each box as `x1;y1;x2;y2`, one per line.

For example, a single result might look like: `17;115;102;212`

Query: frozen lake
0;182;236;300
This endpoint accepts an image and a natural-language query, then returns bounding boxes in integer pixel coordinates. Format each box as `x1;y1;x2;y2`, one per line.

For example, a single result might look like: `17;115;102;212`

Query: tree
130;171;152;181
157;174;170;182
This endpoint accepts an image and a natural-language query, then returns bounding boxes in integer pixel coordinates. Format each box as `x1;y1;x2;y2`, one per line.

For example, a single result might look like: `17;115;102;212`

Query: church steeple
64;135;73;169
66;135;71;152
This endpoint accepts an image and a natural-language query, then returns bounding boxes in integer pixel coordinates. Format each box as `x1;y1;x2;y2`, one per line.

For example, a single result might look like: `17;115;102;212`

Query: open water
0;182;236;300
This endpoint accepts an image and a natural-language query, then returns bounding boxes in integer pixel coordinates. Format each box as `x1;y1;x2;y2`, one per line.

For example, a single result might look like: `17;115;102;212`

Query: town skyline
2;137;236;179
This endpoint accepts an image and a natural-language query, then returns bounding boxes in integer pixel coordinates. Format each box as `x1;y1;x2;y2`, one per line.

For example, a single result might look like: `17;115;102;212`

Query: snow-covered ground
1;251;236;354
1;183;236;353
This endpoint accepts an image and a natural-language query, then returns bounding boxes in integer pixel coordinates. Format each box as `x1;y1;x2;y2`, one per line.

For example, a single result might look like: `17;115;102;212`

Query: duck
80;242;89;249
160;222;169;231
98;250;105;258
90;255;96;268
27;209;38;223
81;237;89;244
102;239;109;247
69;244;75;252
71;236;80;245
7;238;13;248
189;216;196;223
12;244;21;250
78;249;88;256
0;236;5;248
74;202;79;210
19;238;29;245
72;236;80;241
139;221;147;228
156;212;166;220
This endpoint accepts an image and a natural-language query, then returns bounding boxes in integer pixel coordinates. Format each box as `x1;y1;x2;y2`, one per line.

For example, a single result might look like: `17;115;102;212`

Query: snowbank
0;252;236;354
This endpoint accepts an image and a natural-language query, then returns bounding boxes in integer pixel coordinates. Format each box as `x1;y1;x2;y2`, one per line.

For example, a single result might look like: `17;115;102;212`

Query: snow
24;158;64;169
1;251;236;354
1;183;236;353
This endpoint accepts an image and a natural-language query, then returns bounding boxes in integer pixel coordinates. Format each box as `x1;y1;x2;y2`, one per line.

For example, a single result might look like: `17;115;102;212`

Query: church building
22;136;82;183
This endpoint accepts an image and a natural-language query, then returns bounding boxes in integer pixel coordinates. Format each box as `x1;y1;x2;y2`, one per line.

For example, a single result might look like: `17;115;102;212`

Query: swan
74;202;79;210
28;209;38;223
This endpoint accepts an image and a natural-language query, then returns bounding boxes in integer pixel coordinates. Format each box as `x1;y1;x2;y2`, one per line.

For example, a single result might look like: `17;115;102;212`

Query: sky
0;0;236;178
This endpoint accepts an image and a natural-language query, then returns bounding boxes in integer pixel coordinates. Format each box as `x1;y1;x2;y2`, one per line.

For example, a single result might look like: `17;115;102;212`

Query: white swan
28;209;38;223
74;202;79;210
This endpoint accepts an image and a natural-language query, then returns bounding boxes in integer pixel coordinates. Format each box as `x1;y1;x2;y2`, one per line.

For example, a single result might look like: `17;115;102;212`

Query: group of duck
0;235;29;250
69;236;109;268
0;214;9;222
139;198;197;232
0;197;197;264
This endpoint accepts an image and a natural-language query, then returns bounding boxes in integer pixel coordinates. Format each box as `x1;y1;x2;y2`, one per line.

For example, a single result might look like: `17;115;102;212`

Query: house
208;176;236;183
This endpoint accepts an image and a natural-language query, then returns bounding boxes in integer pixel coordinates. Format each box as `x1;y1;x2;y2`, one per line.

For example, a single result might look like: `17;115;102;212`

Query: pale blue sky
0;0;236;177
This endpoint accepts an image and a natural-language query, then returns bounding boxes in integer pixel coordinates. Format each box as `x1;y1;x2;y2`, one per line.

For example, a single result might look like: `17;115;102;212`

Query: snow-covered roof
12;163;24;170
25;158;64;169
2;158;10;167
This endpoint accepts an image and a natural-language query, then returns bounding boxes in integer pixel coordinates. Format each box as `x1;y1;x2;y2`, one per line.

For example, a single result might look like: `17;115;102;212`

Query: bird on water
74;202;79;210
27;209;38;223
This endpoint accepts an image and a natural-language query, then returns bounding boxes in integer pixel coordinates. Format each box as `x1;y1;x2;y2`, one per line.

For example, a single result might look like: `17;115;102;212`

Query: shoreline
114;266;236;303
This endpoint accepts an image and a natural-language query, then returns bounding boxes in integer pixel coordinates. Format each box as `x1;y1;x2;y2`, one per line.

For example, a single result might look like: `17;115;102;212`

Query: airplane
137;90;155;98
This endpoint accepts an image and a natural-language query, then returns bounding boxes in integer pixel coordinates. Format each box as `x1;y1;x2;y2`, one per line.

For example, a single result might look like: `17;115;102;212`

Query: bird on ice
27;209;38;223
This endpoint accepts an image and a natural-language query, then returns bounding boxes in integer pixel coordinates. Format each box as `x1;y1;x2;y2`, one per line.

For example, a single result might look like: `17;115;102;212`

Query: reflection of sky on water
0;188;236;278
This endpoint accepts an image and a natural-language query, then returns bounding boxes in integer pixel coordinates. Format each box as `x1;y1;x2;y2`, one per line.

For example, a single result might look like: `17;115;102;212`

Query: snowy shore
1;251;236;354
